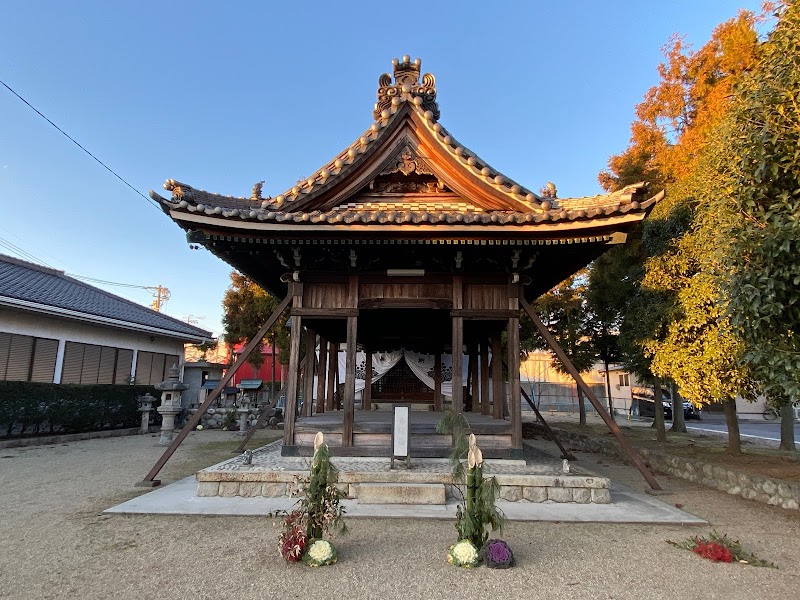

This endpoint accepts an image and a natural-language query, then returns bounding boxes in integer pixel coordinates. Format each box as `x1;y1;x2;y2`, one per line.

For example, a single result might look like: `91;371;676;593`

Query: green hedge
0;382;161;438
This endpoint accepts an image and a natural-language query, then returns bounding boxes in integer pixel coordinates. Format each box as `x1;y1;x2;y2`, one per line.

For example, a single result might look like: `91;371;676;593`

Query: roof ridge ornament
374;56;440;122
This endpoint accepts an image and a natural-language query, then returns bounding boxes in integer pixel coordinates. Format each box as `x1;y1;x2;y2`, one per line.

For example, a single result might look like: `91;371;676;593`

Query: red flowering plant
667;531;776;568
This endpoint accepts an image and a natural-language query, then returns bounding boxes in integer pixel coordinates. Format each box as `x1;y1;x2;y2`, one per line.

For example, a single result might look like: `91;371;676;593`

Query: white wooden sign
391;405;410;468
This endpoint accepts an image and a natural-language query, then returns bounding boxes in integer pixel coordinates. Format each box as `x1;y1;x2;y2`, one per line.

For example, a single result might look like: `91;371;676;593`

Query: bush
0;382;160;437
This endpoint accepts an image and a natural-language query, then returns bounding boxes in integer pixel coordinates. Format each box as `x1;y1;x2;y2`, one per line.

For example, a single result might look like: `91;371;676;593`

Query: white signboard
392;405;409;458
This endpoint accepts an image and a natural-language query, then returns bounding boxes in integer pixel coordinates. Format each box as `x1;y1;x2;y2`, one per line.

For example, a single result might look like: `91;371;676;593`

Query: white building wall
0;307;185;382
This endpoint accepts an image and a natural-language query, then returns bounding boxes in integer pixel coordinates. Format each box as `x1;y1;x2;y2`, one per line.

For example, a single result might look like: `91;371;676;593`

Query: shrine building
150;57;661;459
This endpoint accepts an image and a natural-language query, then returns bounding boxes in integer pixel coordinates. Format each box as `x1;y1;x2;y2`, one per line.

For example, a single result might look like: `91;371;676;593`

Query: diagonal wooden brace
139;293;292;485
519;296;661;490
520;384;577;461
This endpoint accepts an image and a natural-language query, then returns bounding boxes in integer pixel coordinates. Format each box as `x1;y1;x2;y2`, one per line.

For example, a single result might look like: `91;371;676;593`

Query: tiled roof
0;254;212;341
151;56;662;230
152;182;657;226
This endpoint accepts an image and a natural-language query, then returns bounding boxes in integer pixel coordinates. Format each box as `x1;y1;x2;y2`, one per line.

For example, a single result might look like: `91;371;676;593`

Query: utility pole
148;285;171;312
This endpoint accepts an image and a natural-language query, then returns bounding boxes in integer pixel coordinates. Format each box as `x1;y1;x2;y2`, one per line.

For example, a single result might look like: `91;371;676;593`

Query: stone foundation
194;441;611;504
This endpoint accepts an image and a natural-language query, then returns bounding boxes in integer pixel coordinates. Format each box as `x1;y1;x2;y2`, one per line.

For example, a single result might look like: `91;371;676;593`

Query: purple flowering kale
481;539;515;569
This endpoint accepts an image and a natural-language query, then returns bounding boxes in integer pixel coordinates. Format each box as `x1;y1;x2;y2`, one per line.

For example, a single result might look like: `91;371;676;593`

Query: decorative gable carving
368;142;448;195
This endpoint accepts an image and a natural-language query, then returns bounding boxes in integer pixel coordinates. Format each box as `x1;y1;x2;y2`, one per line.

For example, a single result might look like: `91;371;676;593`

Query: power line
67;273;151;289
0;78;161;212
0;236;56;268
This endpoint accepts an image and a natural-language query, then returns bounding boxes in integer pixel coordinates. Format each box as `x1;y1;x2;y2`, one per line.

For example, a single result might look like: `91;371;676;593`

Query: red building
228;342;285;393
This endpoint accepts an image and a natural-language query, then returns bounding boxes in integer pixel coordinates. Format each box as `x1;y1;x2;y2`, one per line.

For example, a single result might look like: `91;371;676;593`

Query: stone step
356;482;447;505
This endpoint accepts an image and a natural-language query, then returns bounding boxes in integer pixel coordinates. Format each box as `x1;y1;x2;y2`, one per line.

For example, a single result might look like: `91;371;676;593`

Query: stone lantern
156;365;188;445
237;393;253;435
137;393;157;435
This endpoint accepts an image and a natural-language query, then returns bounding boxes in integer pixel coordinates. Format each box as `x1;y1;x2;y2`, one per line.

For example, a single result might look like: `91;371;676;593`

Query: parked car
631;387;701;420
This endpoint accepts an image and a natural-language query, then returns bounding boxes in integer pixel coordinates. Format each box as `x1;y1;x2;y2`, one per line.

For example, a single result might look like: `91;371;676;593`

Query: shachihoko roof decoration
151;55;663;229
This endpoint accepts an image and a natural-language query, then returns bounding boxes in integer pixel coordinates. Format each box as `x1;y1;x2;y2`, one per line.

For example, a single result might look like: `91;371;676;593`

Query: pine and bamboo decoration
303;432;346;540
455;434;504;548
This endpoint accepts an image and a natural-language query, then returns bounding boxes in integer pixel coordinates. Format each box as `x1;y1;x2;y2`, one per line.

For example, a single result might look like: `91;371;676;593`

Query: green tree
524;273;597;426
221;271;290;373
590;10;761;449
705;1;800;451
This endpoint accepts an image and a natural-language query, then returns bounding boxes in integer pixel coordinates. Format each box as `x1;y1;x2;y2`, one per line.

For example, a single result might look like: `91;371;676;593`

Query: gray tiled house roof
0;254;212;342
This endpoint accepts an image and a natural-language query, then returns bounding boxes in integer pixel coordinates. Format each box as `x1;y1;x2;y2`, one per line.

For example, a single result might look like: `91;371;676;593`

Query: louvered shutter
115;349;133;384
61;342;84;384
136;352;153;385
30;338;58;383
97;347;116;384
150;353;166;385
80;344;101;384
165;354;180;373
0;332;11;380
6;335;34;381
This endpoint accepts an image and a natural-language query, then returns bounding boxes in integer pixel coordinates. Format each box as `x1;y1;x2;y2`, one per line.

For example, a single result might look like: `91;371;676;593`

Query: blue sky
0;1;764;338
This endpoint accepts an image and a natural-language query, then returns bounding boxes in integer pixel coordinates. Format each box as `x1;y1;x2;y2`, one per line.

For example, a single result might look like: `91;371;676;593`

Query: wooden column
342;275;359;447
433;351;442;411
302;328;315;417
315;336;327;413
451;276;464;414
469;341;479;413
326;342;338;411
491;334;503;420
480;341;490;416
363;346;372;410
508;278;522;448
283;282;304;446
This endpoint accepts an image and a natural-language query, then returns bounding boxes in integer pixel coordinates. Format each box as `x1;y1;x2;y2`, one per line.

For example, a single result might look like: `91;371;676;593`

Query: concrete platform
194;440;613;504
104;476;706;524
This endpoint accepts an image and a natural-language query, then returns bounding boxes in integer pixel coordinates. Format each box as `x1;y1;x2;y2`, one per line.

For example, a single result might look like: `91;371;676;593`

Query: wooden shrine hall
150;56;662;462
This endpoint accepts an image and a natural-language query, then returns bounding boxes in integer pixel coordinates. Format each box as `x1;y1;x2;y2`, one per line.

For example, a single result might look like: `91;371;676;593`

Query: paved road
686;417;800;443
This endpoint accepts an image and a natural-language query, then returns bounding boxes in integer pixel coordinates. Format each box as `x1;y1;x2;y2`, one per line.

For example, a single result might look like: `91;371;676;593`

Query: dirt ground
0;428;799;600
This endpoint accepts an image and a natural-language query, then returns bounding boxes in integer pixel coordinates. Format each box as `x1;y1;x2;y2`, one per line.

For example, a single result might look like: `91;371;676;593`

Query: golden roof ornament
374;55;439;122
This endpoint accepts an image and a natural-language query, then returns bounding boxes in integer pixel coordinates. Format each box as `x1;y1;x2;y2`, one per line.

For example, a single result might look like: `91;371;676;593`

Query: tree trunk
652;378;666;442
577;386;586;427
779;400;797;452
669;380;686;433
604;357;615;421
722;397;741;454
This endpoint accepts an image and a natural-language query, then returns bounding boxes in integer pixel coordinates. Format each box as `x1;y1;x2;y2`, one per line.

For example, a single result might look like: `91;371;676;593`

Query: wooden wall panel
464;284;506;310
359;282;450;300
305;283;348;309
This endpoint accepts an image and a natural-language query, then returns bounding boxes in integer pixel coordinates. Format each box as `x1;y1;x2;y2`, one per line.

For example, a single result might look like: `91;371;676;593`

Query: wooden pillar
451;276;464;414
507;279;522;449
363;346;372;410
302;328;315;417
326;342;338;411
480;341;490;416
491;334;503;420
315;336;327;413
468;341;478;413
342;275;359;447
433;351;442;412
283;283;303;446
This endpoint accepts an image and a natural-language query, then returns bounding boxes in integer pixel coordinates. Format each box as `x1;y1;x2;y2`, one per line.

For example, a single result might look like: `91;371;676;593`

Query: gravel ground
1;430;799;600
